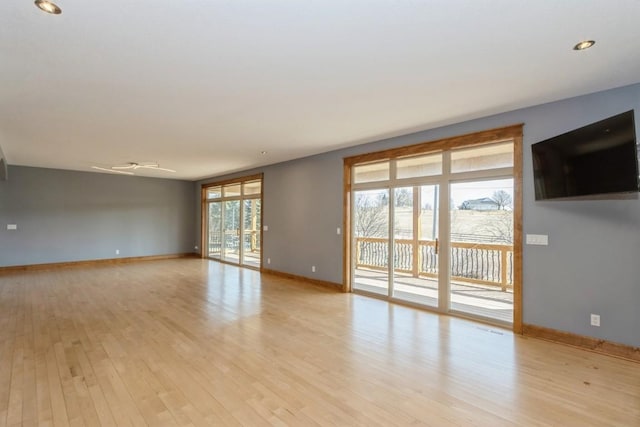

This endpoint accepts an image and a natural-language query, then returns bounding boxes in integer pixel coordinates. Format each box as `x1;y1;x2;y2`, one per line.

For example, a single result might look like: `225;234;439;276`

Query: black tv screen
532;110;639;200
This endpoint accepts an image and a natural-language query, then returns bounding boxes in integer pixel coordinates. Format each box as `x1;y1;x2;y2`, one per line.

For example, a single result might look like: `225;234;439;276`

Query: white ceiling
2;1;640;181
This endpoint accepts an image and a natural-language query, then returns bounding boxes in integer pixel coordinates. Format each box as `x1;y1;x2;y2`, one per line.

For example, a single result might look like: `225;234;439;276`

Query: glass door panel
204;178;262;269
449;179;514;323
353;189;389;296
207;201;222;259
418;185;440;307
242;199;261;267
392;185;440;308
223;200;241;263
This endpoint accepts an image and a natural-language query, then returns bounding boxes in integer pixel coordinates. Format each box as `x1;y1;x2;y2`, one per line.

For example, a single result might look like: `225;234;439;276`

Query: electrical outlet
7;224;17;230
312;266;316;273
115;249;120;255
337;227;341;235
194;245;199;250
590;314;600;327
267;258;271;264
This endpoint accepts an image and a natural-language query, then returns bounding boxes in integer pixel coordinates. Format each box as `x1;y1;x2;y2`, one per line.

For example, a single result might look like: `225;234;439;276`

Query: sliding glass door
203;176;262;269
390;185;440;308
348;132;520;328
450;178;514;323
351;153;444;305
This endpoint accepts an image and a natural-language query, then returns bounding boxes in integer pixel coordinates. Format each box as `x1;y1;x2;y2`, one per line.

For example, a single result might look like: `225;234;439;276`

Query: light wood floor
1;259;638;426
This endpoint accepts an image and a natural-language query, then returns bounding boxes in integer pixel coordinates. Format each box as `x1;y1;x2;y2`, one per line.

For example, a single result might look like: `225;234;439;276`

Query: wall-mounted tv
532;110;639;200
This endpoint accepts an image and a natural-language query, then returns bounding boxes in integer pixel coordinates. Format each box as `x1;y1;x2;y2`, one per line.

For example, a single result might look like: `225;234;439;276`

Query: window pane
206;186;222;199
396;153;442;179
243;180;261;195
223;200;240;261
242;199;261;267
394;187;413;240
207;201;222;258
450;179;514;324
419;185;439;241
451;141;513;173
393;187;413;275
353;162;389;183
223;184;241;197
353;189;389;296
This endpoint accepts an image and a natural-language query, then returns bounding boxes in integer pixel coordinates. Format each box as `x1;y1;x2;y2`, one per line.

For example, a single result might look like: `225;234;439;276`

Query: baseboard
522;323;640;363
0;253;199;274
261;268;343;291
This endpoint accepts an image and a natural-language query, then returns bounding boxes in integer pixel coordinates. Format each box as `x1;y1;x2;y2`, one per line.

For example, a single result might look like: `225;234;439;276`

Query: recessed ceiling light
573;40;595;51
35;0;62;15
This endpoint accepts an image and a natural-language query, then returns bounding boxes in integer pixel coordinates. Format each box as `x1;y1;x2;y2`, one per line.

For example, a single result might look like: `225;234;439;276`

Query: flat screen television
532;110;639;200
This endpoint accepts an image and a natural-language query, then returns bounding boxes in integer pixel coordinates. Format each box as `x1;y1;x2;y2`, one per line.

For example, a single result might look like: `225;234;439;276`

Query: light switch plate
526;234;548;245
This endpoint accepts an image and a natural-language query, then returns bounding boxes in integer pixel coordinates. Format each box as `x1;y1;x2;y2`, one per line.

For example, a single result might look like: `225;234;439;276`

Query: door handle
434;238;439;255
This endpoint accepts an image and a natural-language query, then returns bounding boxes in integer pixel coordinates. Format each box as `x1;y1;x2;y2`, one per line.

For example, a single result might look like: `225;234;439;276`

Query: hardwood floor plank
45;346;69;427
88;362;133;427
35;350;53;426
96;359;149;426
6;337;23;427
1;259;639;426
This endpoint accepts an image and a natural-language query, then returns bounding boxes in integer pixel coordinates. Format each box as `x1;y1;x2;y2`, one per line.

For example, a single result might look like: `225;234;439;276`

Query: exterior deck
355;268;513;323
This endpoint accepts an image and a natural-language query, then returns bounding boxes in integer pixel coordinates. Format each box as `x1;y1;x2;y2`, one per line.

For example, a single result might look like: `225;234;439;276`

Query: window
451;141;513;173
396;153;442;179
353;162;390;183
202;175;262;269
344;125;523;331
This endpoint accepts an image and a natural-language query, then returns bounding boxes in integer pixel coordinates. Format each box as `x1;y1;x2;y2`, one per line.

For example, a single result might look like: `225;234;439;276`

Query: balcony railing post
411;238;419;277
500;248;508;292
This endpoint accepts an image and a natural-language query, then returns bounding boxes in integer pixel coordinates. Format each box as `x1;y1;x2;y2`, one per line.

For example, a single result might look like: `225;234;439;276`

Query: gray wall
0;166;196;267
197;83;640;347
263;154;344;280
